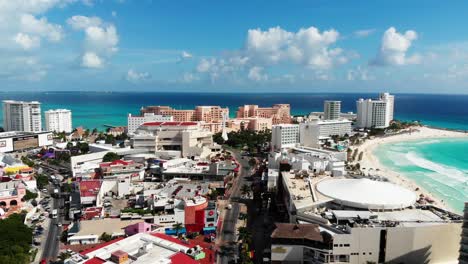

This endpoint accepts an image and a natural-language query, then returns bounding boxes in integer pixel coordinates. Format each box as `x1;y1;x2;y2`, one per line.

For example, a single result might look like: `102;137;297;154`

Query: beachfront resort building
140;105;229;133
236;104;291;124
131;121;214;158
127;113;173;134
271;124;300;151
45;109;72;133
324;100;341;120
356;92;395;129
299;119;352;148
269;168;463;264
2;100;42;132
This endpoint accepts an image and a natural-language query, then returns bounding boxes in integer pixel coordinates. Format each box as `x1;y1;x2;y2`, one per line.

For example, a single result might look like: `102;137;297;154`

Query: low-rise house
98;159;145;180
0;180;26;209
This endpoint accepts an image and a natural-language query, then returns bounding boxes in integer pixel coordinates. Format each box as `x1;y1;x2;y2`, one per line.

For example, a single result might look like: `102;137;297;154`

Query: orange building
236;104;291;124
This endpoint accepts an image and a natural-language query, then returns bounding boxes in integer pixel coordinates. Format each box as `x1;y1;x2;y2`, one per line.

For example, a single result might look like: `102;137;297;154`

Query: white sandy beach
355;126;468;211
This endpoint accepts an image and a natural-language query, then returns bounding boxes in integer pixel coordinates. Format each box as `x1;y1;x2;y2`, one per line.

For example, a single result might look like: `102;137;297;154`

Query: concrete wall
385;223;462;264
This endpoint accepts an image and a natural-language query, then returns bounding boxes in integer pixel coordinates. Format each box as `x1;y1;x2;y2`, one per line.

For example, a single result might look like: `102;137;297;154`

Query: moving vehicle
51;209;58;219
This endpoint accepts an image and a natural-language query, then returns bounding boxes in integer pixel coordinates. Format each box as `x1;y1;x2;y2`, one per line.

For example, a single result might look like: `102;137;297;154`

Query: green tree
23;190;38;201
173;222;184;236
237;226;251;243
0;213;33;264
58;251;72;262
105;134;116;145
77;142;89;154
66;142;73;150
102;152;120;162
99;232;112;242
21;156;34;167
36;174;50;189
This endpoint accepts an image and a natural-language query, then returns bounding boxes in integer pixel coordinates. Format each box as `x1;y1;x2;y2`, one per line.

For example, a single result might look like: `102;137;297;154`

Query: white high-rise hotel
356;93;395;129
323;100;341;120
45;109;72;133
271;124;300;151
3;100;42;132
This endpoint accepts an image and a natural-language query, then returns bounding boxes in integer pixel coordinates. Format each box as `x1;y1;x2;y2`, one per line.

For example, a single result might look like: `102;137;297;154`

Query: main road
217;149;252;264
41;182;65;262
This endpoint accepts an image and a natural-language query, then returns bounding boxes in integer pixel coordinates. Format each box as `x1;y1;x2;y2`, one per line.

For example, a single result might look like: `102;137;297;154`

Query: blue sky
2;0;468;93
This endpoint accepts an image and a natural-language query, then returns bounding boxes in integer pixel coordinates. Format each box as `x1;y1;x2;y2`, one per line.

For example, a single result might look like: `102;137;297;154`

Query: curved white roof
316;178;417;210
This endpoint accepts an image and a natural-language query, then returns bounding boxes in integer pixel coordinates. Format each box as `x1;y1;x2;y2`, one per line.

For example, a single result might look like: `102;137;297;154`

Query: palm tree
58;251;72;262
237;226;251;243
173;222;183;237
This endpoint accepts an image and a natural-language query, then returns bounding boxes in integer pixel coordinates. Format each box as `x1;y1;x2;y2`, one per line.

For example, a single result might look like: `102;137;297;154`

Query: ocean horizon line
2;90;468;96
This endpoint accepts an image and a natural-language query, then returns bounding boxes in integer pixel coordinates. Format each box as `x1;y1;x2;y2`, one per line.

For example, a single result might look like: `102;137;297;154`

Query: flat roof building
127;113;173;134
272;170;463;264
299;119;352;148
324;101;341;120
45;109;72;133
2;100;42;132
356;93;395;129
0;131;53;153
236;104;291;124
131;121;214;158
140;105;228;133
271;124;300;151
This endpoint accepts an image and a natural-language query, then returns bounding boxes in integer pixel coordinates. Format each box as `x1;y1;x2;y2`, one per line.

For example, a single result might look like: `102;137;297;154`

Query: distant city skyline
2;1;468;93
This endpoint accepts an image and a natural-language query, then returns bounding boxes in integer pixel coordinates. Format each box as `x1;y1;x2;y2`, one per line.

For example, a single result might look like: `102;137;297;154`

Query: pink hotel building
139;104;291;133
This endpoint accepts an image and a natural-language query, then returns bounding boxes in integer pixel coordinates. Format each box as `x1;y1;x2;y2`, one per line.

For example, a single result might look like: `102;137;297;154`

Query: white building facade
127;113;173;134
45;109;72;133
299;119;352;148
2;100;42;132
356;93;395;129
0;131;53;153
271;124;300;151
324;100;341;120
131;121;214;158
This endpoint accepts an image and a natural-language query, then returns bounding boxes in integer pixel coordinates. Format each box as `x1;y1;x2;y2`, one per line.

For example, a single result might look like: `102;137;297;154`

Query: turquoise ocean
374;138;468;213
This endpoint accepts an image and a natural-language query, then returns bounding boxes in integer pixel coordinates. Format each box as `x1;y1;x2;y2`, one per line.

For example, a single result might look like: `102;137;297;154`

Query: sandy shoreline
354;126;468;211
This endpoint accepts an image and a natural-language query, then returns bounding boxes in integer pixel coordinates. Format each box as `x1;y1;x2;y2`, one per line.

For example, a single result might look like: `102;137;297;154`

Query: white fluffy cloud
0;4;64;50
347;66;374;81
195;25;353;83
84;25;118;54
248;66;268;81
182;51;192;59
14;33;40;50
67;15;119;68
371;27;421;66
67;15;102;30
126;69;151;82
246;26;347;69
81;52;103;68
19;14;63;42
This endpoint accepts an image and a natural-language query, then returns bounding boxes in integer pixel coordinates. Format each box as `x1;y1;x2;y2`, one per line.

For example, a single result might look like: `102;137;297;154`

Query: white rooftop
316;178;417;210
85;233;190;264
